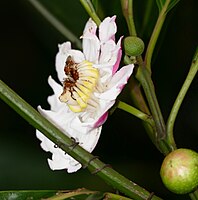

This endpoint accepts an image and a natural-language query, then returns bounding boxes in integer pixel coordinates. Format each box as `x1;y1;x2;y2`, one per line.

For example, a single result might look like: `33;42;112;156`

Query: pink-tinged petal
94;95;116;120
112;37;123;75
95;40;121;84
97;37;123;81
99;16;116;42
94;112;108;128
78;96;115;130
99;64;134;100
82;19;100;63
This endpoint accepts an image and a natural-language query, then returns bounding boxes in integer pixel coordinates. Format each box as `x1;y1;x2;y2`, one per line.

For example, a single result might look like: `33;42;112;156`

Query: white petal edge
99;16;116;42
97;64;134;100
36;105;102;172
82;18;100;63
36;130;81;172
47;76;65;112
55;42;85;82
36;124;102;172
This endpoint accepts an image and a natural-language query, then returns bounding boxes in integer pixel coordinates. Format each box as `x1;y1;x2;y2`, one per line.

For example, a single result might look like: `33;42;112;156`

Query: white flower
36;16;134;173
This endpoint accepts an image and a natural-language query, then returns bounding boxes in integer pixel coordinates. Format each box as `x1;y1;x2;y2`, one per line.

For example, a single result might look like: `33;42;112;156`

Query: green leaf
156;0;181;13
0;190;57;200
0;189;104;200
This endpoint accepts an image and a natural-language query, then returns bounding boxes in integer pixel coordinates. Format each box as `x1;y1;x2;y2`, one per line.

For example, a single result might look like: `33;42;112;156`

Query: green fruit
160;148;198;194
124;36;144;56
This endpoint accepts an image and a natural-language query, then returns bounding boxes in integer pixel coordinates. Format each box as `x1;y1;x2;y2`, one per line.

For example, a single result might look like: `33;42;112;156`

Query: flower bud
124;36;144;56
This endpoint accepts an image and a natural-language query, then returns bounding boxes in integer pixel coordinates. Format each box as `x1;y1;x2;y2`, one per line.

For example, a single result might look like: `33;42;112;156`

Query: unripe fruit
124;36;144;56
160;148;198;194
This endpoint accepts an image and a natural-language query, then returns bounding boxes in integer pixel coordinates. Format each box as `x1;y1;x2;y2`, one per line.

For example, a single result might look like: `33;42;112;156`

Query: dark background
0;0;197;199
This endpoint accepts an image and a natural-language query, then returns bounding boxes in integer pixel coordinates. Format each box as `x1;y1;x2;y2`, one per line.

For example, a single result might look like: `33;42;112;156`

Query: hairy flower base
59;56;99;112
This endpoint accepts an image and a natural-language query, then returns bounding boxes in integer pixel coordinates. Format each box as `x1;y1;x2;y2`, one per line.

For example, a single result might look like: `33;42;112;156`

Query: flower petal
94;112;109;128
36;130;81;172
36;16;126;173
36;98;102;172
55;42;71;82
99;39;117;66
112;37;122;74
95;37;123;83
55;42;85;82
47;76;64;111
99;16;116;42
86;65;133;128
82;18;100;63
97;64;134;101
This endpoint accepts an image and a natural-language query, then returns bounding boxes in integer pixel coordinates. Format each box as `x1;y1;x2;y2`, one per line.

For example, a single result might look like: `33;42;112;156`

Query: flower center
59;56;99;112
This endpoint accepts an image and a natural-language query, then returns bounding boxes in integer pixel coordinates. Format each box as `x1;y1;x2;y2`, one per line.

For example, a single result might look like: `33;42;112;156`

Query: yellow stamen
59;57;99;112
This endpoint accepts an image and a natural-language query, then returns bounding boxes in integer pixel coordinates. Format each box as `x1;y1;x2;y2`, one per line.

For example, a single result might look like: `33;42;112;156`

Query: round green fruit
124;36;144;56
160;148;198;194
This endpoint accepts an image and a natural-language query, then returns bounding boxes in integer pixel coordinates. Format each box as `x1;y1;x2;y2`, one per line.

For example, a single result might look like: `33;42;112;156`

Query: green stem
136;67;173;154
117;101;154;126
45;188;95;200
91;0;105;20
189;189;198;200
121;1;158;148
0;79;163;200
144;0;171;72
120;0;137;36
104;192;133;200
79;0;101;26
166;48;198;149
27;0;81;49
129;77;158;146
124;56;158;148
